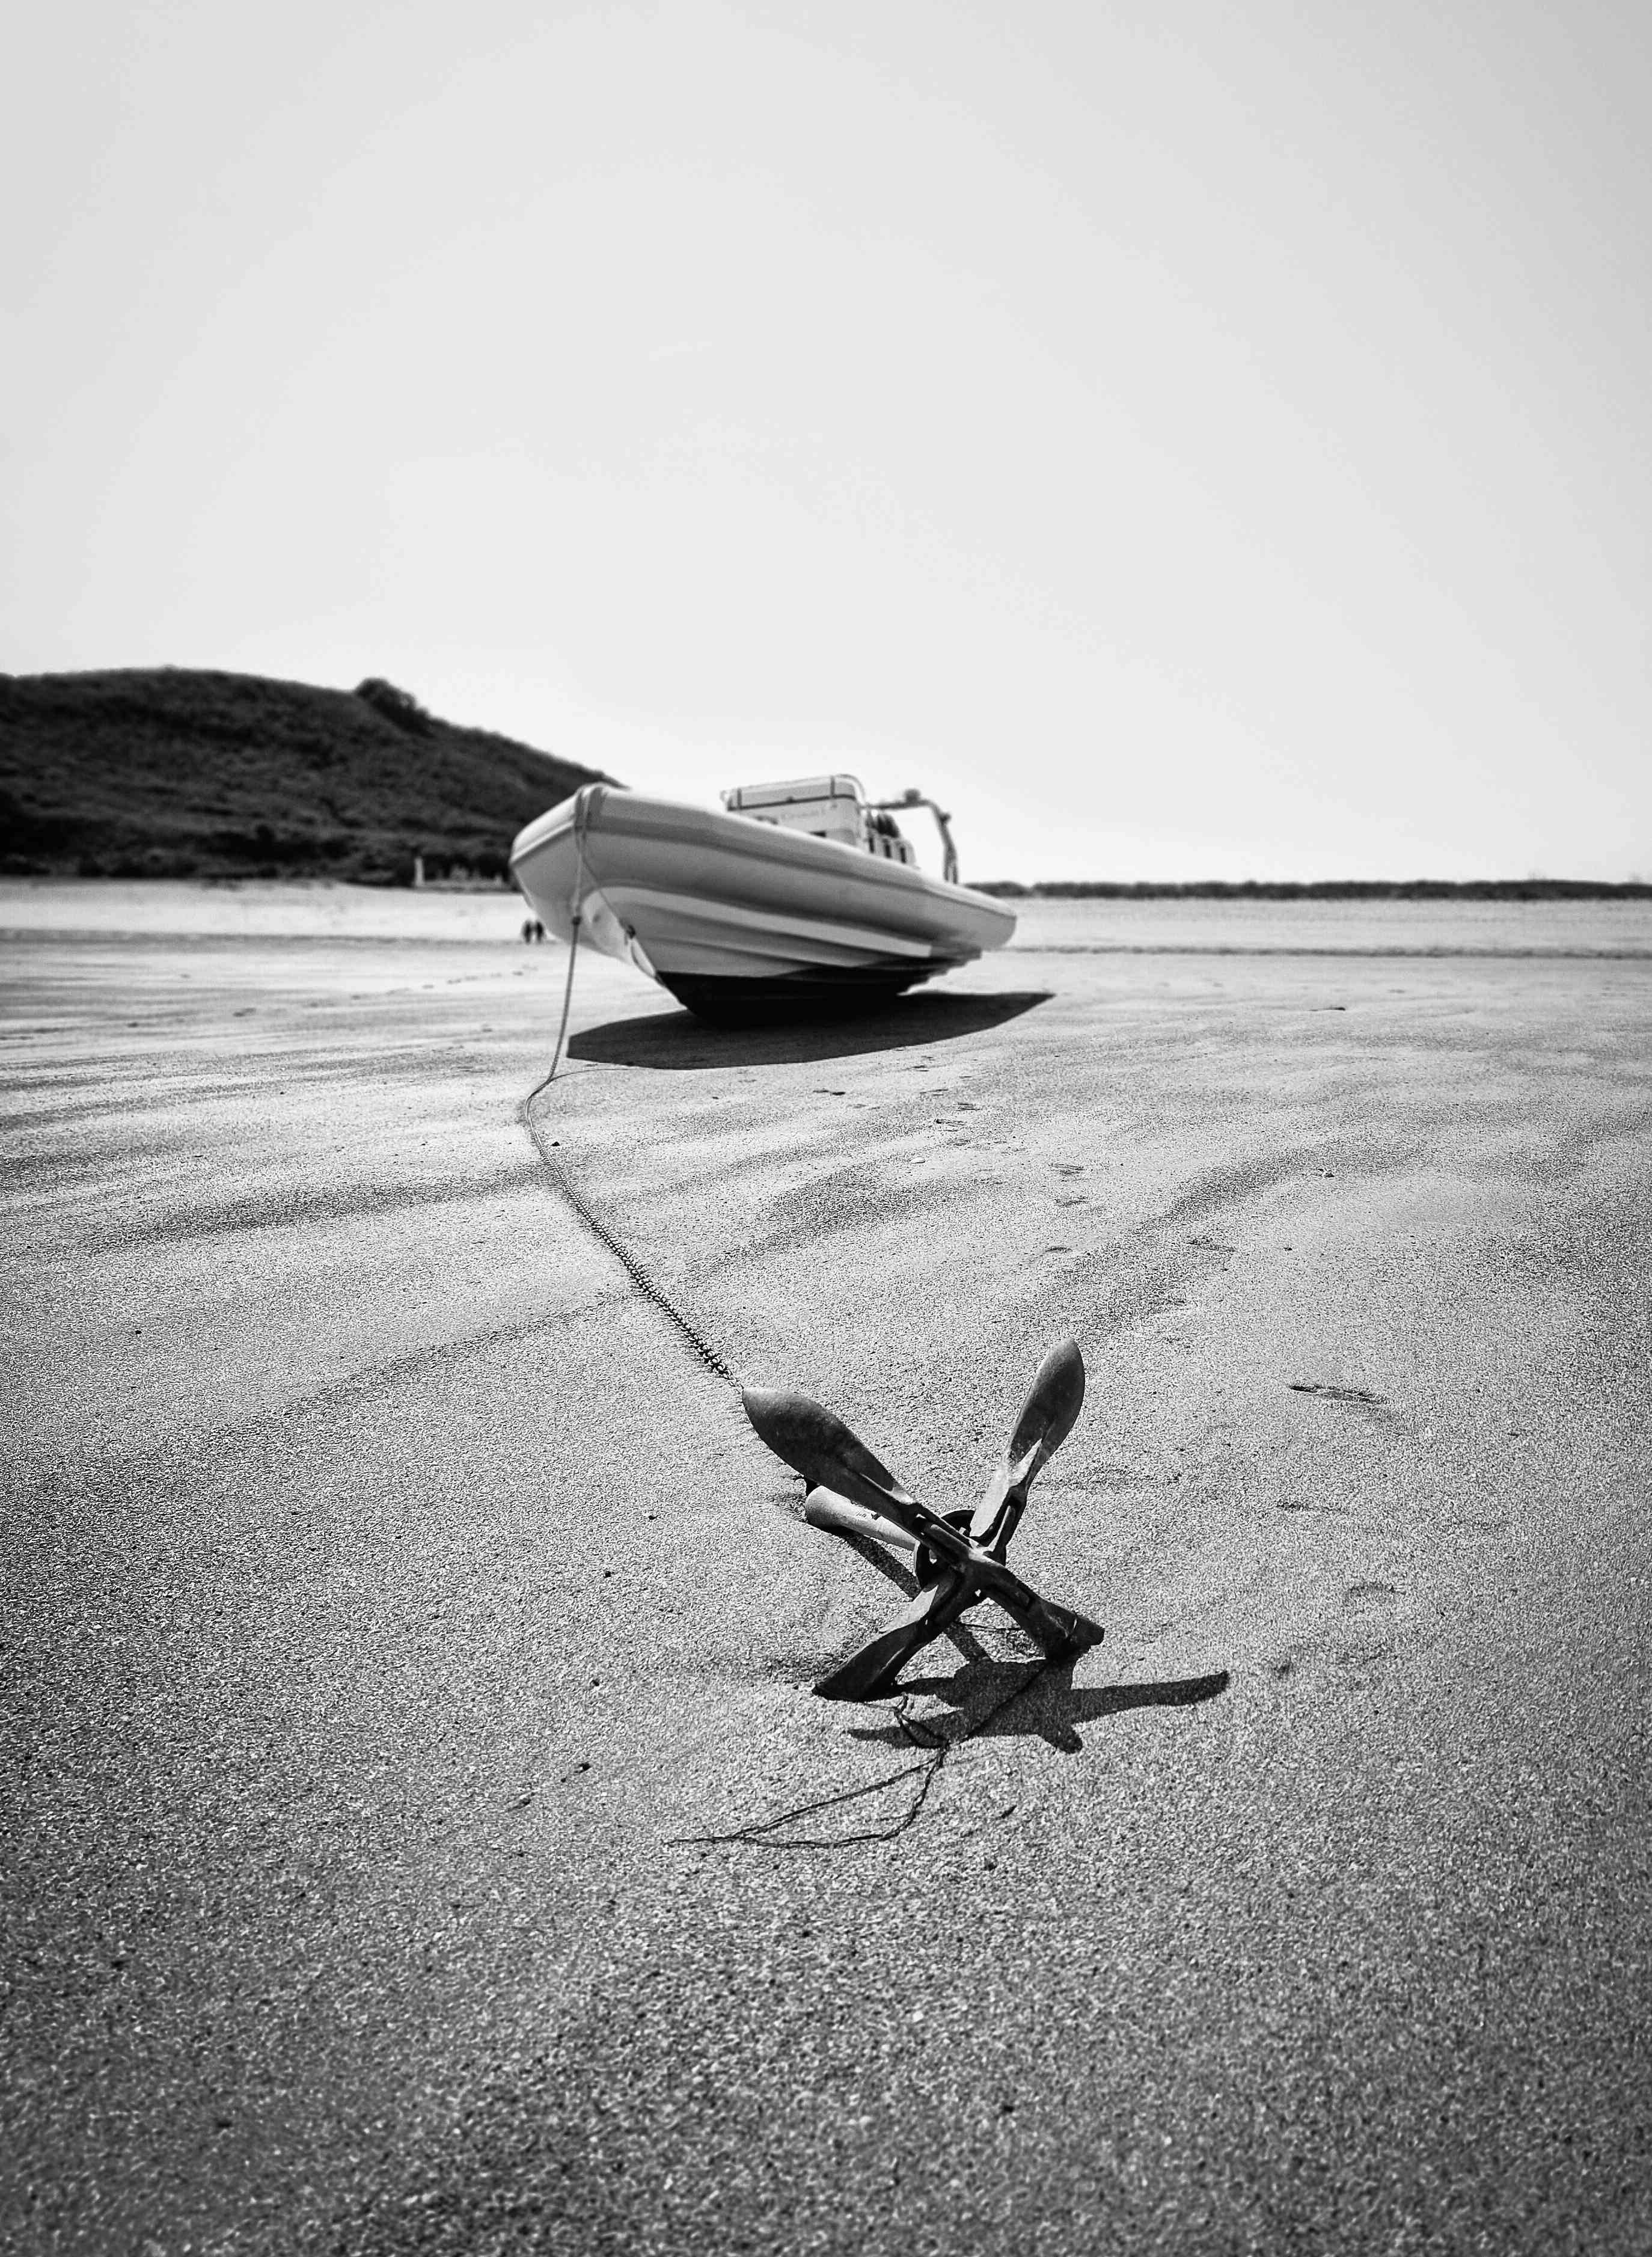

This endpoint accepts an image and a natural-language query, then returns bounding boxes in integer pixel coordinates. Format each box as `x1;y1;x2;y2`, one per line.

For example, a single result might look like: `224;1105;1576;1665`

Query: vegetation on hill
0;668;608;882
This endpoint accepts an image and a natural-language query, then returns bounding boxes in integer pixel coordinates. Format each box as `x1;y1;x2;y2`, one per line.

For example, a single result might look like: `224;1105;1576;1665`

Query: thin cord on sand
669;1664;1056;1851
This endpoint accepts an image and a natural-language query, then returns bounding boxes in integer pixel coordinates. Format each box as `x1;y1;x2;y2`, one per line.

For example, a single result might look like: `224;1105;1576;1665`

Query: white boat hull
509;785;1015;1022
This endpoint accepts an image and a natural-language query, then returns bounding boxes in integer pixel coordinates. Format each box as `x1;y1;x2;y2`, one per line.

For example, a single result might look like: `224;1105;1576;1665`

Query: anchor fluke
812;1572;976;1703
742;1389;908;1502
970;1336;1086;1557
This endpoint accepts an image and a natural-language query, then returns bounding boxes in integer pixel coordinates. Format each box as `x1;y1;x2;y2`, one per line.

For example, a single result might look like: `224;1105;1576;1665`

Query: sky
4;0;1649;882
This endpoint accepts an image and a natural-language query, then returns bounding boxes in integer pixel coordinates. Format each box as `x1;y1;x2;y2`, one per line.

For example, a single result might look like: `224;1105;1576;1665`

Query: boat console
720;774;917;864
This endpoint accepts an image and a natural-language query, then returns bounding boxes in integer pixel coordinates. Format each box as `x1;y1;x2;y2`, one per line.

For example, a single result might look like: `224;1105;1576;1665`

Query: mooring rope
519;808;742;1393
525;816;588;1104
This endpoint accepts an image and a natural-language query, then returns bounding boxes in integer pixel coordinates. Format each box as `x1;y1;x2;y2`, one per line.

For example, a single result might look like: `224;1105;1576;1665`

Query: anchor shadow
816;1533;1229;1753
812;1534;1228;1760
854;1653;1232;1754
568;988;1052;1070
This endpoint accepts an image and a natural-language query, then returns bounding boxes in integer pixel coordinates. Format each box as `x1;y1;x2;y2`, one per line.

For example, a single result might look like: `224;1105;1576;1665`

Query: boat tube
509;775;1015;1024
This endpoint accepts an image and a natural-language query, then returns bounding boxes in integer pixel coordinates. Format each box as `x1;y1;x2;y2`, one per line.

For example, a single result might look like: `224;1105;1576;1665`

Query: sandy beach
4;880;1649;2254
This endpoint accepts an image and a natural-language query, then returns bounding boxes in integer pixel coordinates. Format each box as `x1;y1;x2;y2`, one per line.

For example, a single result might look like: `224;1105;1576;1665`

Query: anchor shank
803;1486;919;1555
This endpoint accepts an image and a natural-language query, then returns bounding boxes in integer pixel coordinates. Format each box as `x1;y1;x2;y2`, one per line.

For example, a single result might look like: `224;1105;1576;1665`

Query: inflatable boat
509;774;1015;1023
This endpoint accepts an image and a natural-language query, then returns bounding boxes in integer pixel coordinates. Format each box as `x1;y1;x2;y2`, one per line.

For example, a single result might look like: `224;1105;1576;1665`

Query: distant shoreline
972;878;1652;902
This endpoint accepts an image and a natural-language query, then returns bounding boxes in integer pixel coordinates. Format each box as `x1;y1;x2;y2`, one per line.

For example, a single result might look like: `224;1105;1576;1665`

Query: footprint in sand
1336;1581;1397;1673
1270;1584;1398;1685
1289;1382;1387;1406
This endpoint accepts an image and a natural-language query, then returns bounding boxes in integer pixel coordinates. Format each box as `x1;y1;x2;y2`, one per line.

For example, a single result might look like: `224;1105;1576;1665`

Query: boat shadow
567;988;1053;1069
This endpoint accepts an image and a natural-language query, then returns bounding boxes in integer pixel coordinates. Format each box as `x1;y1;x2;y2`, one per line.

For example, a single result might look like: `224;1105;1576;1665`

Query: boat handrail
868;791;959;886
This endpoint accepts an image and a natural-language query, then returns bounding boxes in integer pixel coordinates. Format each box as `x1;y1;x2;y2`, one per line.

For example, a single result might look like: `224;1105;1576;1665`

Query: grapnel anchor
744;1339;1103;1701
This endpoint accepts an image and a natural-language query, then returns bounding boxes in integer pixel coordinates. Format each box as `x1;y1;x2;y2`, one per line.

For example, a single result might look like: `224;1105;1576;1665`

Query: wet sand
4;884;1650;2253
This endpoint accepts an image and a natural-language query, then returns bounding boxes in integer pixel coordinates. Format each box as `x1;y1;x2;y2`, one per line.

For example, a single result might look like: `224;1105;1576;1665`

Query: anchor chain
521;1095;741;1394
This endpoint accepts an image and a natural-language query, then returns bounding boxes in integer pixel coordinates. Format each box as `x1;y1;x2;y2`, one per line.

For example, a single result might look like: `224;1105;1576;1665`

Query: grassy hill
0;668;609;882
